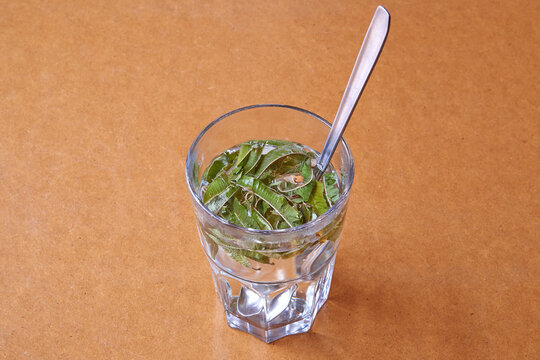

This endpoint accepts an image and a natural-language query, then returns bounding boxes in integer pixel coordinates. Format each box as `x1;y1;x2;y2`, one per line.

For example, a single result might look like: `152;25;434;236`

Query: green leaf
205;185;238;213
290;197;304;203
323;172;340;206
300;160;314;183
198;139;344;267
203;175;229;203
237;176;301;227
205;229;234;249
191;160;200;187
272;154;306;175
279;160;314;193
220;210;235;224
232;143;251;174
278;243;309;259
229;250;254;269
309;180;329;216
226;149;239;164
251;207;273;230
232;197;258;228
253;144;306;178
300;203;312;223
265;139;292;146
205;229;268;268
240;249;272;264
267;212;282;229
261;200;270;215
278;221;290;229
244;144;264;174
201;154;229;183
295;181;314;202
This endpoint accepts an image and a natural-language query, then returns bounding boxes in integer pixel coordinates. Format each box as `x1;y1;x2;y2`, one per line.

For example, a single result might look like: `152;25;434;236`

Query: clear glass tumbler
185;104;354;342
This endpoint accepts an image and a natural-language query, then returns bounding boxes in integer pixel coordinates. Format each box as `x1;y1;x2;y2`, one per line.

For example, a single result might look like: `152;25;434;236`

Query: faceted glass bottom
209;254;336;343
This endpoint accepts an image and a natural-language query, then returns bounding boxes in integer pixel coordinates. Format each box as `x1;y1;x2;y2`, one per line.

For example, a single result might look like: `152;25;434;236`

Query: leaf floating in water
201;154;229;183
205;185;238;213
279;160;314;193
229;250;254;269
299;203;313;223
234;143;252;170
192;160;200;187
253;144;306;178
237;175;301;227
309;180;329;216
323;172;340;206
251;207;273;230
198;139;344;266
244;142;264;174
232;197;258;229
203;175;228;203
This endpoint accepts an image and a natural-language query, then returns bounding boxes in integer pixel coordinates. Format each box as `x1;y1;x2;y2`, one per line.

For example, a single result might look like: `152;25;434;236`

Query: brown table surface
1;0;539;358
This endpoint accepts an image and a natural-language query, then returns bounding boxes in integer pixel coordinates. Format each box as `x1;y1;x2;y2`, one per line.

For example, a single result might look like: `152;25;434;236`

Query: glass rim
185;104;355;236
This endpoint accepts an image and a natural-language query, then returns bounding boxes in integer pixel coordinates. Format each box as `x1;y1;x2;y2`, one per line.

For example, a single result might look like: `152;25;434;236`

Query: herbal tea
198;139;343;269
199;140;340;228
186;105;355;342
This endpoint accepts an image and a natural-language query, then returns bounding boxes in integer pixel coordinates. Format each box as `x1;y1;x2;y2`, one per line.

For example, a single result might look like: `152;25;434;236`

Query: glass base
225;311;313;343
211;254;336;343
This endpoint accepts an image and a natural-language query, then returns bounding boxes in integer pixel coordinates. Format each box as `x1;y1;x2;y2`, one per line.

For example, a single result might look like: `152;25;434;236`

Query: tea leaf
230;143;252;175
261;200;270;215
205;230;254;268
229;250;254;269
205;185;238;213
323;172;339;206
279;160;314;193
203;175;228;203
198;139;343;266
201;154;229;183
278;243;309;259
251;207;273;230
295;181;315;202
299;203;312;223
291;197;304;203
237;175;301;227
253;144;306;178
192;160;200;186
309;180;329;216
244;143;264;174
278;221;290;229
232;197;258;228
265;139;292;146
240;249;272;264
226;149;239;164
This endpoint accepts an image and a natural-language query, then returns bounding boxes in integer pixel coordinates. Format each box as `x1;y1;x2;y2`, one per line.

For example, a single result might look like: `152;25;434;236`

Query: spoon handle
315;6;390;179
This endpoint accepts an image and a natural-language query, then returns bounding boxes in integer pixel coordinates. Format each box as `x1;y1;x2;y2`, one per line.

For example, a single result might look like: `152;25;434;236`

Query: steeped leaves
310;180;329;216
201;154;229;183
232;197;258;228
237;175;301;227
323;172;340;206
198;139;342;268
203;175;228;203
205;185;238;213
253;144;306;178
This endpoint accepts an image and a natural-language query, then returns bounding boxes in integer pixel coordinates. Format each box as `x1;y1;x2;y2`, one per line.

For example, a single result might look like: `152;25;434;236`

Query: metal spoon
314;6;390;180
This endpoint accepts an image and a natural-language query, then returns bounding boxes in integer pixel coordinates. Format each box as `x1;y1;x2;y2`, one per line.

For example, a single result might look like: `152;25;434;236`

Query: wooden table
1;1;538;358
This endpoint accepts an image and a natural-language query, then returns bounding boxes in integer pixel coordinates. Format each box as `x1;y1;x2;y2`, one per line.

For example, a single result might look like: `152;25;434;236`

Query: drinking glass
185;104;354;342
